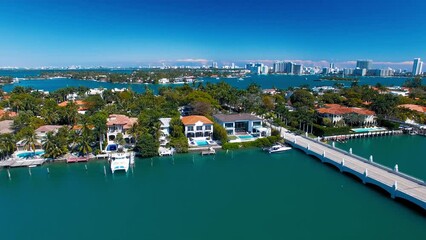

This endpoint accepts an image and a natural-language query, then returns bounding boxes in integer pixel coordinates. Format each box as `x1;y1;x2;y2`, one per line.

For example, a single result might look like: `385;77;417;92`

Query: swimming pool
195;140;209;146
106;144;118;151
17;150;45;158
238;135;255;140
351;127;387;133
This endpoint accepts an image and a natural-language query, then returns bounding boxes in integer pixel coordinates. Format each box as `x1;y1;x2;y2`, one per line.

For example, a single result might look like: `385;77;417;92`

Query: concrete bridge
282;130;426;211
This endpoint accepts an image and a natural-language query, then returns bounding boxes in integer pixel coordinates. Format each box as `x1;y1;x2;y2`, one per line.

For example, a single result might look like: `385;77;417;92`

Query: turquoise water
195;140;209;146
238;135;255;140
16;150;45;158
2;72;412;93
0;148;425;240
335;135;426;180
351;127;387;133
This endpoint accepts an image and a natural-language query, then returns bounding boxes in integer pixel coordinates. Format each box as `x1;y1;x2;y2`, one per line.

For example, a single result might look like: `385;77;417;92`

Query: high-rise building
212;62;218;69
412;58;423;76
231;63;235;69
273;61;285;73
356;60;372;70
293;64;303;75
284;62;294;74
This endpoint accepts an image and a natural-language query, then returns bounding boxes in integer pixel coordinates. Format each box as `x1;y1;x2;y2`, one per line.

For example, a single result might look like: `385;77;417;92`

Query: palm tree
0;134;16;159
42;132;65;159
22;128;38;153
77;133;92;157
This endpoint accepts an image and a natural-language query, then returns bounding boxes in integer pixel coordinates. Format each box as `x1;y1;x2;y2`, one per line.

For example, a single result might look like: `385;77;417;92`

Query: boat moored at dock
109;151;134;173
265;144;292;153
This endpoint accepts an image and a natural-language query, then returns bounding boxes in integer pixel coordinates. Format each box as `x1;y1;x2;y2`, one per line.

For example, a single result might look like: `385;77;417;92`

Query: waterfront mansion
181;115;213;138
316;104;376;127
213;113;269;137
106;114;138;145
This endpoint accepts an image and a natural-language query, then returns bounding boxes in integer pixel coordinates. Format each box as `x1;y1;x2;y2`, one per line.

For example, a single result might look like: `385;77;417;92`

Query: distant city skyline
1;0;426;68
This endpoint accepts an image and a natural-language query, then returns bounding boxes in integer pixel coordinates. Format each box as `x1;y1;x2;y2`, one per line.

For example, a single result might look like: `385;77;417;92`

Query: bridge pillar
349;148;352;155
394;164;399;172
294;138;297;144
332;142;335;148
363;169;368;184
307;144;310;150
317;136;320;142
392;181;398;199
369;155;373;162
305;132;308;137
340;159;345;172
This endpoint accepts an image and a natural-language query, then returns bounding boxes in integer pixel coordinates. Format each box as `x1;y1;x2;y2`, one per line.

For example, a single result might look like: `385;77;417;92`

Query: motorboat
109;152;134;173
267;144;292;153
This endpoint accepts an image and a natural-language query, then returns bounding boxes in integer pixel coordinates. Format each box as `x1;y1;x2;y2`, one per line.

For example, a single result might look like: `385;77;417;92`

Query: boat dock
282;130;426;211
0;158;45;168
323;130;403;142
201;148;216;156
66;156;89;163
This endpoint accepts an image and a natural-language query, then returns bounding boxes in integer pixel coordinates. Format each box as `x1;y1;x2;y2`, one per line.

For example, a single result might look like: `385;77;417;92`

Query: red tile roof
0;109;17;118
181;115;213;125
317;104;375;116
398;104;426;113
58;100;88;111
107;114;138;129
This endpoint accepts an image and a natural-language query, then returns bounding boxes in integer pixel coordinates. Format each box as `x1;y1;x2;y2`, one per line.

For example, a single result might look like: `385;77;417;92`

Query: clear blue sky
0;0;425;68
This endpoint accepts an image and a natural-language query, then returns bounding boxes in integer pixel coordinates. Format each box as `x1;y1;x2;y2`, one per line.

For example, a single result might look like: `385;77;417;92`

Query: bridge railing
285;133;426;186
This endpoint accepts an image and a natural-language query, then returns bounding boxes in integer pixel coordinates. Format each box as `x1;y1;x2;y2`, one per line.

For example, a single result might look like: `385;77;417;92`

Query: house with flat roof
35;125;65;139
213;113;269;137
181;115;213;138
316;104;376;126
106;114;138;145
159;118;171;146
0;120;14;134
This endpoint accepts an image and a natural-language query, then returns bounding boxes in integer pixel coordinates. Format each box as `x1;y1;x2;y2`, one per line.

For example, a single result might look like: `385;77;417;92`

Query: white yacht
109;152;134;173
267;144;292;154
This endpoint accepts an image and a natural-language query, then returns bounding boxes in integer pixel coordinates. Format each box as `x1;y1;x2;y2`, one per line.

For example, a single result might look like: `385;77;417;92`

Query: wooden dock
282;130;426;211
66;156;89;163
323;130;403;142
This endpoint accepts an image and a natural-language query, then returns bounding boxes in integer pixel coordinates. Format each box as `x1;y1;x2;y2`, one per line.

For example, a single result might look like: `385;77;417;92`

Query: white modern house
106;114;138;145
213;113;269;137
159;118;171;146
181;115;213;138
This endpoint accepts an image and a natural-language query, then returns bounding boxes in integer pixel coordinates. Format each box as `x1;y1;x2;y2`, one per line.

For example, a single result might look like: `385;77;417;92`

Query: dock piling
103;166;106;176
28;167;31;176
7;168;11;180
46;168;50;174
85;164;88;171
151;158;153;167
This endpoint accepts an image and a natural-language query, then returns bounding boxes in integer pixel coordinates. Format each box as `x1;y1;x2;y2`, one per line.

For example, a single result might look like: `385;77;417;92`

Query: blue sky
0;0;425;68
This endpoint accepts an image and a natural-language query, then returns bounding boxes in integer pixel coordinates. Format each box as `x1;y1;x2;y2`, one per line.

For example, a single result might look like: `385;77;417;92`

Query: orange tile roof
181;115;213;125
107;114;138;129
317;104;375;116
0;109;17;118
398;104;426;113
58;100;88;111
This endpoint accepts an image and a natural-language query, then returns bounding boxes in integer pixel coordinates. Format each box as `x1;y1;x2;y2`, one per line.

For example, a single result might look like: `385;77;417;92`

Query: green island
0;77;425;161
37;68;247;84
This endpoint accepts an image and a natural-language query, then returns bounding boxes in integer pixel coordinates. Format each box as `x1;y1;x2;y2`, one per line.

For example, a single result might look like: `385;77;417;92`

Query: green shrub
312;124;351;136
222;136;281;150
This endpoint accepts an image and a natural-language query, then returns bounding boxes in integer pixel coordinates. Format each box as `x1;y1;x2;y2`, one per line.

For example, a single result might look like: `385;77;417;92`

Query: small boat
238;77;244;81
109;152;133;173
267;144;292;154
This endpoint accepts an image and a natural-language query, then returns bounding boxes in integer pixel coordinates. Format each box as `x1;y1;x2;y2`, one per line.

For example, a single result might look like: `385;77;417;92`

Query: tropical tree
21;127;38;153
42;132;67;159
0;134;16;159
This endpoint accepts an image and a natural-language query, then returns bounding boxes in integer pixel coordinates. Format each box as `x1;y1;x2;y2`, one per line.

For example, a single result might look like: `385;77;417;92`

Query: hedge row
222;136;281;150
312;124;351;136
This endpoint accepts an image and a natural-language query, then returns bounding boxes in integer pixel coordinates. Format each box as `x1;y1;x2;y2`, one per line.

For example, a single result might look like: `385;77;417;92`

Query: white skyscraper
412;58;423;76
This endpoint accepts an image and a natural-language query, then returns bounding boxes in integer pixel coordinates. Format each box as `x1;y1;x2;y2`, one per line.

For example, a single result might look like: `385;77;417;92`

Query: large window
235;121;248;132
205;125;212;130
253;121;261;126
196;126;203;131
224;123;233;128
187;126;194;131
